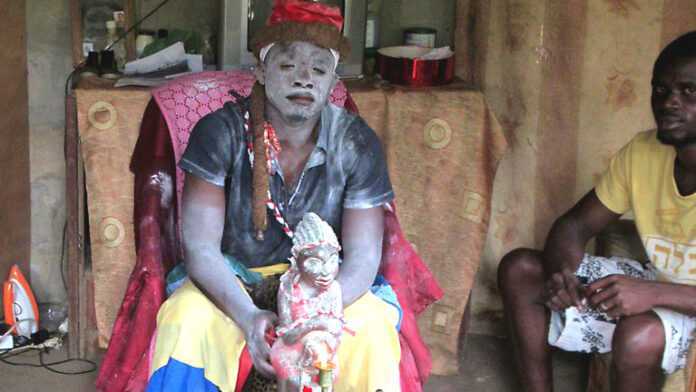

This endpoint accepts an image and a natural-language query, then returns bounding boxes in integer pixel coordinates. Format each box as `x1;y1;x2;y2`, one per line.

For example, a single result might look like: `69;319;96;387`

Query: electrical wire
0;347;97;375
104;0;174;52
39;350;98;375
0;0;176;379
43;0;175;378
64;0;175;97
61;0;177;283
61;0;177;288
54;223;70;343
60;221;68;293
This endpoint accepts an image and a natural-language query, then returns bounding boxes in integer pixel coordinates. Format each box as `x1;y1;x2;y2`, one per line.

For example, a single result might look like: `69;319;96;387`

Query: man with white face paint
146;1;402;391
259;42;341;124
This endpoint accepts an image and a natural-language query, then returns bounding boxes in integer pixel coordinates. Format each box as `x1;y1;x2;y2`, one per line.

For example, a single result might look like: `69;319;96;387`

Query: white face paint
297;244;340;290
260;41;338;123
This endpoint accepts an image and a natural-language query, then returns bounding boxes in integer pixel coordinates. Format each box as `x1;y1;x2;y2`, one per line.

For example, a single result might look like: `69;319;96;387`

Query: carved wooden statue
271;212;345;392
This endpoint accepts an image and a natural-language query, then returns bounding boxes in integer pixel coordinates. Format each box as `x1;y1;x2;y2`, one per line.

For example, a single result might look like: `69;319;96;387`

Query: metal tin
403;27;437;48
377;46;454;87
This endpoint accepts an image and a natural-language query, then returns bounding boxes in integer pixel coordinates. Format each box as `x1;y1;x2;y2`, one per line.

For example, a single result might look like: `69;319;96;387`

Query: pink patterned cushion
151;70;348;214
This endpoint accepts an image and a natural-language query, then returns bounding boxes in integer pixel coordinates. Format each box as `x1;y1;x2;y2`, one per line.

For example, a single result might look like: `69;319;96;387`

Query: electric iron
3;265;39;338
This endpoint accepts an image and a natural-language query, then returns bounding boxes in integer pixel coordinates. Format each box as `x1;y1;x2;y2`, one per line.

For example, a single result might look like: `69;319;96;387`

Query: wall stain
493;208;519;247
605;69;637;111
592;154;613;185
604;0;640;17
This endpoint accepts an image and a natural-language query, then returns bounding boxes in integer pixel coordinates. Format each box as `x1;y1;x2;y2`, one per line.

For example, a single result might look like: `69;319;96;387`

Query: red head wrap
269;0;344;32
250;0;350;59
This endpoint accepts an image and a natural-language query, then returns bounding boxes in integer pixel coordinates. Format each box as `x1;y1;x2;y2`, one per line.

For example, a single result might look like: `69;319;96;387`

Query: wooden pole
0;0;31;281
69;0;83;66
124;0;137;61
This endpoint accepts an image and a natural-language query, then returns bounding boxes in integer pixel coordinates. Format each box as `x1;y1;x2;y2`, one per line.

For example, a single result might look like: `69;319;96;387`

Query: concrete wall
379;0;456;48
26;0;73;304
139;0;457;51
0;0;31;281
25;0;215;306
137;0;218;38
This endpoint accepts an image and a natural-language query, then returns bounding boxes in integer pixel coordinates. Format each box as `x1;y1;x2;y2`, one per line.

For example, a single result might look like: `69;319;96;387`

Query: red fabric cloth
382;205;444;390
269;0;344;31
235;349;254;391
96;101;176;392
96;73;443;392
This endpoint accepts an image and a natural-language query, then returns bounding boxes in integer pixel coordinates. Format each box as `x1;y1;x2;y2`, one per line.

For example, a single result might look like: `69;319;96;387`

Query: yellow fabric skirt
149;274;402;392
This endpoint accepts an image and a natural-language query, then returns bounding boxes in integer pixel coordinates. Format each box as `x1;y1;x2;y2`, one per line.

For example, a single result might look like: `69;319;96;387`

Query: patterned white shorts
548;254;696;374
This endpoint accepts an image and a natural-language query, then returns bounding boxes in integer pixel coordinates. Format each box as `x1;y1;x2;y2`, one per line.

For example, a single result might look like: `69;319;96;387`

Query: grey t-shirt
179;100;394;268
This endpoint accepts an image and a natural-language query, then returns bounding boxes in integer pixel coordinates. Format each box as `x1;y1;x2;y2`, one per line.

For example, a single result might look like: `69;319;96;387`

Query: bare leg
611;312;665;392
498;248;553;392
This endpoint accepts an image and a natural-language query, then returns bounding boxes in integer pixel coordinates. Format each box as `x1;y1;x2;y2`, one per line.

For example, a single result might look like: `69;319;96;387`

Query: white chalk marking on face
260;42;340;71
262;41;338;123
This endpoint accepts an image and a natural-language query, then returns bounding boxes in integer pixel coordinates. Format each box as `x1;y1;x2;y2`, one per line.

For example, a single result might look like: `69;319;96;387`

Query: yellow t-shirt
595;130;696;284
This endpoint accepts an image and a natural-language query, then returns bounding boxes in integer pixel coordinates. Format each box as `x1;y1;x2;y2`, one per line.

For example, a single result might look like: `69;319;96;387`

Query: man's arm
543;190;622;273
542;190;621;310
181;175;276;377
587;275;696;317
546;190;696;317
338;206;384;306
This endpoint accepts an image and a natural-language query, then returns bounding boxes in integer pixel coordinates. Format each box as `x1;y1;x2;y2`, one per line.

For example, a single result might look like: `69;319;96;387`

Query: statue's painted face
297;244;340;290
260;41;338;123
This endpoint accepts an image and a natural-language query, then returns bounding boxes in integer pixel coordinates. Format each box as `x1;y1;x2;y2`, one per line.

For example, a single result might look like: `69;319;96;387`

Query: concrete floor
0;334;589;392
425;334;588;392
0;344;99;392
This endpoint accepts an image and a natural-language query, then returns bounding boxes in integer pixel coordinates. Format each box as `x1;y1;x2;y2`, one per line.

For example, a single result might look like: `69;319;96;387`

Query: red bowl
376;46;455;87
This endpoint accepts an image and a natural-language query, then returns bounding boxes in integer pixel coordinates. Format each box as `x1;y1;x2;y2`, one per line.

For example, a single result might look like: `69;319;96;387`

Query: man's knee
343;293;400;354
497;248;544;292
612;312;665;370
158;282;219;327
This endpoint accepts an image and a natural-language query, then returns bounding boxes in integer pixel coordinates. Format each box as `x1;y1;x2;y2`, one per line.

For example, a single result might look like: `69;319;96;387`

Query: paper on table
186;54;203;73
417;46;454;60
124;42;187;75
114;77;169;88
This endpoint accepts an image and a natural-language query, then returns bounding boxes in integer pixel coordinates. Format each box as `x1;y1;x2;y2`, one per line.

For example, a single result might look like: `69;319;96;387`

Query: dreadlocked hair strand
251;82;268;240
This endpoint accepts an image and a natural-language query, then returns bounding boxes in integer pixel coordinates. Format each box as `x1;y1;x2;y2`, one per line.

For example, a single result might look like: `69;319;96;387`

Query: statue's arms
338;206;384;307
329;283;343;318
182;175;276;377
279;283;344;344
277;279;294;327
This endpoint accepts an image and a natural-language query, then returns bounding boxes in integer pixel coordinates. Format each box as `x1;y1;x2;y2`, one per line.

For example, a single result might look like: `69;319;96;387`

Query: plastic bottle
365;0;380;50
364;0;382;76
105;20;126;70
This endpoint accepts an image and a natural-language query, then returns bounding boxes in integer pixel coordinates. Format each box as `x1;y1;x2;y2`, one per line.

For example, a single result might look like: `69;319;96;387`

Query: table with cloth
351;81;508;375
73;72;507;390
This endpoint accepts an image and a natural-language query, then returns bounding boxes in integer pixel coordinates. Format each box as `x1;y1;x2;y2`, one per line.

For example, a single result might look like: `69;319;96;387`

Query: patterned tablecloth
351;82;507;375
76;87;151;348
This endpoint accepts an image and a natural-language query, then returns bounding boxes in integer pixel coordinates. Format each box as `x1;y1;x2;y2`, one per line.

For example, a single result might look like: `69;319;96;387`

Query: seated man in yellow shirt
498;31;696;392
